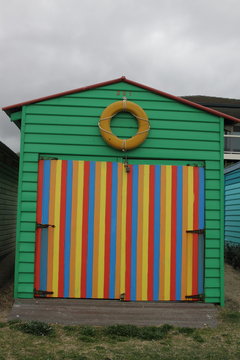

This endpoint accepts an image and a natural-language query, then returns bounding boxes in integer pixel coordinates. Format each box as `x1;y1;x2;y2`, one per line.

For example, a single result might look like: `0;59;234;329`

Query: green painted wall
14;81;224;304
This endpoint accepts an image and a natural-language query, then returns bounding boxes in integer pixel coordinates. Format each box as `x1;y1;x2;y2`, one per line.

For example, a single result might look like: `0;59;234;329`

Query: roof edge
2;76;240;123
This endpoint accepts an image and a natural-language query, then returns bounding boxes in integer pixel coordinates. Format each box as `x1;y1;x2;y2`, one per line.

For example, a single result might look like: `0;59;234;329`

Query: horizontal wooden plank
24;123;220;142
23;144;220;160
205;278;220;288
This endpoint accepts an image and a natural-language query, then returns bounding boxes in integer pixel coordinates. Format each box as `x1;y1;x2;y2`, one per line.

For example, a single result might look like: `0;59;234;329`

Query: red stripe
34;160;44;292
125;165;133;301
170;166;177;300
58;160;67;297
81;161;90;298
104;162;112;298
147;165;155;301
192;167;199;295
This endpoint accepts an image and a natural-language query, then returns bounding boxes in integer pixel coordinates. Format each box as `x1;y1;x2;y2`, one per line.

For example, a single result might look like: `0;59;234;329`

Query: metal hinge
186;229;205;235
36;223;55;229
185;294;204;301
34;289;54;297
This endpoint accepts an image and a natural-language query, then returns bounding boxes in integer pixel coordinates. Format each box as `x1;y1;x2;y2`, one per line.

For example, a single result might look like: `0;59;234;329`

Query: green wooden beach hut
3;77;240;306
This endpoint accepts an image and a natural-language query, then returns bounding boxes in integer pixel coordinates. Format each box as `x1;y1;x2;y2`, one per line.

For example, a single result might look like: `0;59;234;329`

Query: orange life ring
98;100;150;151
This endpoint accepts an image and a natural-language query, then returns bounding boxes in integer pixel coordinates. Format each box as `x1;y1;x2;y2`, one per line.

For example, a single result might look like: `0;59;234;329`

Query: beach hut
224;161;240;245
3;77;240;305
0;141;19;286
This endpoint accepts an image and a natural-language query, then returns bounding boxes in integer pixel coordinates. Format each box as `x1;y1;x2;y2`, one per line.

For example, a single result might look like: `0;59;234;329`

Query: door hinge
186;229;205;235
36;223;55;229
34;289;54;297
185;294;204;301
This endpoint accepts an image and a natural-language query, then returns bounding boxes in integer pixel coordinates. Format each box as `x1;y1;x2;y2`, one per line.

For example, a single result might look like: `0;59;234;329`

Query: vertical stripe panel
92;162;101;298
130;165;138;301
187;167;194;297
192;167;199;295
86;161;96;298
47;161;57;295
148;165;155;301
115;164;123;299
98;162;107;298
109;162;118;299
103;162;112;298
40;160;51;291
64;160;73;297
81;161;90;298
181;166;188;300
58;160;67;297
153;165;160;301
75;161;84;297
164;165;172;300
170;166;177;300
142;165;150;301
125;165;133;301
176;166;183;300
69;161;78;297
198;167;205;294
52;160;62;297
136;165;144;300
35;160;44;292
120;166;127;296
159;166;166;300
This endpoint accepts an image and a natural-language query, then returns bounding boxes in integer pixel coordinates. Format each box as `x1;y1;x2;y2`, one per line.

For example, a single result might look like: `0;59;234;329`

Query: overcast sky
1;0;239;152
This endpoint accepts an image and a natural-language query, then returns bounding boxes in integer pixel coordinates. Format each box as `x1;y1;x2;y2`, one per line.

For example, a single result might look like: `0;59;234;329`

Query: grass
0;265;240;359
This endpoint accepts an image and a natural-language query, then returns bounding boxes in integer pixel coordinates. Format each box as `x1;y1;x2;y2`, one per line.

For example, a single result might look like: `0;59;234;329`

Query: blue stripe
109;162;118;299
176;166;183;300
130;165;138;301
153;165;160;300
198;167;205;294
86;161;96;298
64;160;73;297
40;160;51;290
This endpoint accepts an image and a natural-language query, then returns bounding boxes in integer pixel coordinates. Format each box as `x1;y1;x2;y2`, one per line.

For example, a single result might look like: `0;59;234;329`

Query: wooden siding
225;167;240;244
15;81;224;304
0;143;18;258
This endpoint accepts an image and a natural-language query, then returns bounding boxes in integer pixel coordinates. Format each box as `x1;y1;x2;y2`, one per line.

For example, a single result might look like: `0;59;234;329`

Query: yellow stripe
98;162;107;298
187;167;194;296
120;166;127;296
75;161;84;297
142;165;149;300
52;160;62;296
92;162;101;298
164;165;172;300
47;160;56;296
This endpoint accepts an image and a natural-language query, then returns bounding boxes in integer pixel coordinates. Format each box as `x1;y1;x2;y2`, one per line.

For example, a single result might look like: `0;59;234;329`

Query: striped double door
35;159;204;301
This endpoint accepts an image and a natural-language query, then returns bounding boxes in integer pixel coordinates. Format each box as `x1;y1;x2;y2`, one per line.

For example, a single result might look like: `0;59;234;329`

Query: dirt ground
0;264;240;321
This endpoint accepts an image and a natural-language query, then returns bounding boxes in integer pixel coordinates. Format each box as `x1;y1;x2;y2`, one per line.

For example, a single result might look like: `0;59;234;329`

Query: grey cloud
0;0;239;152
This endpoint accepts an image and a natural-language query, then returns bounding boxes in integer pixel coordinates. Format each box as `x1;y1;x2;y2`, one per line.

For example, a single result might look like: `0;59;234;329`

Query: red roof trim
2;76;240;123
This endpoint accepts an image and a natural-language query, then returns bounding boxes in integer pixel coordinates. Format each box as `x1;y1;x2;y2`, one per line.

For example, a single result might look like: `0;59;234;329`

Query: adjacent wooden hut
3;77;240;306
224;161;240;244
0;141;19;286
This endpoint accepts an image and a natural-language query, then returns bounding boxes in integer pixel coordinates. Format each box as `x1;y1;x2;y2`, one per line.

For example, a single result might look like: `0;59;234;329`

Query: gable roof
3;76;240;124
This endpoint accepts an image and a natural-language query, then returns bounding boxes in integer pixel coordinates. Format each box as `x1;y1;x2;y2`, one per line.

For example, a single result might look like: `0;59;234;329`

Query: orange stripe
181;166;188;300
115;163;123;299
159;166;166;300
136;165;144;300
69;161;78;297
92;162;101;298
47;160;56;294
